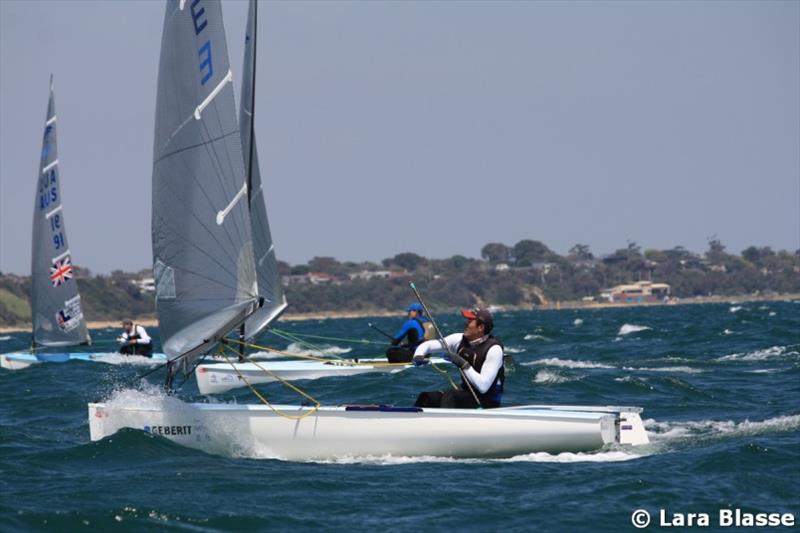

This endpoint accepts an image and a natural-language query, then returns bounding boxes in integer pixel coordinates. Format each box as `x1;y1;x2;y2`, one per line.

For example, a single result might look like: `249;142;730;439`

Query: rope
271;328;384;346
218;342;321;420
224;336;408;368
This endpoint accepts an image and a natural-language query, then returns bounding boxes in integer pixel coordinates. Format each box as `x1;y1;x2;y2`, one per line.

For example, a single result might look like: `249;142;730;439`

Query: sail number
191;0;213;86
38;169;58;210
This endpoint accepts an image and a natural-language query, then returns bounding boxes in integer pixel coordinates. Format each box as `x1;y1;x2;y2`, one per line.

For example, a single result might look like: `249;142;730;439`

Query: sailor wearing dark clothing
118;319;153;357
413;308;504;409
385;303;431;363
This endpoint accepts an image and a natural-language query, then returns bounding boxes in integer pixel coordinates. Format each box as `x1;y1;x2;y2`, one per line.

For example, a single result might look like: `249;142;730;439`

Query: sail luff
30;75;91;348
241;0;288;340
152;0;259;370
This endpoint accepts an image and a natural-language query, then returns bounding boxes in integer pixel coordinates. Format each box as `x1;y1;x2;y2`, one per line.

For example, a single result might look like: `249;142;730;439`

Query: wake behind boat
88;0;651;460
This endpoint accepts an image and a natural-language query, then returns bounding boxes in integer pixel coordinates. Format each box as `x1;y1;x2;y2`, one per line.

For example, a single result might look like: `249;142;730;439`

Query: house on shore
600;281;670;303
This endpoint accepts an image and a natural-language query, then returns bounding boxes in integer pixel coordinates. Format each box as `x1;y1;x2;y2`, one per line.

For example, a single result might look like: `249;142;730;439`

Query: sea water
1;301;798;531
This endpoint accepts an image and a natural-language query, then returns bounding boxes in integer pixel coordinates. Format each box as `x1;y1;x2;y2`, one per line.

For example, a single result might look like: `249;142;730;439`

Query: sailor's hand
130;339;137;344
448;351;470;370
412;355;429;366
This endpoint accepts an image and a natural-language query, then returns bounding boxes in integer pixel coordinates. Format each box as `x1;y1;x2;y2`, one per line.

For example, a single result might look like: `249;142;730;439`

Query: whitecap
573;319;584;327
769;312;777;317
504;346;525;354
525;357;614;369
618;324;651;335
0;335;11;341
624;365;703;374
284;342;352;357
729;306;743;313
87;353;164;366
534;369;578;384
723;329;733;335
297;450;643;465
717;345;797;362
645;414;800;443
524;334;551;341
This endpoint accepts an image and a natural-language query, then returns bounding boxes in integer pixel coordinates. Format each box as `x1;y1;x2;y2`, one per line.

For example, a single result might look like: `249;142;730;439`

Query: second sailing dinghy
1;78;165;370
194;0;441;393
88;0;650;459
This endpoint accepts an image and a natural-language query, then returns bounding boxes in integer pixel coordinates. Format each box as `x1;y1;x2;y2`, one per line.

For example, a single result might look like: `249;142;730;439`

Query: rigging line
270;329;384;346
224;337;409;368
245;0;258;207
267;328;338;359
218;343;321;420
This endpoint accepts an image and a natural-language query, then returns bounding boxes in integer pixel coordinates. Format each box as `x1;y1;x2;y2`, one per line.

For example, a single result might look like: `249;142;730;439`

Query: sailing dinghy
0;78;166;370
88;0;650;459
192;0;442;390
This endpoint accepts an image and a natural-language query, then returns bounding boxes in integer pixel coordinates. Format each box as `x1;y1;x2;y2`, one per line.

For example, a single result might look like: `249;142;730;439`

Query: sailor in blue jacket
385;303;431;362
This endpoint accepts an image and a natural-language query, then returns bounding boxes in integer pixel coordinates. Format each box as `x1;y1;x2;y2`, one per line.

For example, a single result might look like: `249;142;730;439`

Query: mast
240;0;288;342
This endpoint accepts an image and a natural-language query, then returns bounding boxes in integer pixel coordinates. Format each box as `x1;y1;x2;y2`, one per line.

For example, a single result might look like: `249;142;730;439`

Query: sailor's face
463;319;483;341
408;310;418;319
122;322;132;333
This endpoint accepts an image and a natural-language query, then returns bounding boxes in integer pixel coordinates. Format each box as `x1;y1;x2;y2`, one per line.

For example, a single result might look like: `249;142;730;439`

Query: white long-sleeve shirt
414;333;503;394
121;325;151;345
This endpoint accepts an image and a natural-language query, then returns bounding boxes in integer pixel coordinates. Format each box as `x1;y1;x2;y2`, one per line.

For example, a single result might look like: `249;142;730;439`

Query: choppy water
1;302;798;531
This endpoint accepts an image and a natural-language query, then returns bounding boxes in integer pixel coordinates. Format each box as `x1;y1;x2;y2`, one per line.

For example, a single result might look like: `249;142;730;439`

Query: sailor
385;303;434;363
412;307;504;409
118;319;153;357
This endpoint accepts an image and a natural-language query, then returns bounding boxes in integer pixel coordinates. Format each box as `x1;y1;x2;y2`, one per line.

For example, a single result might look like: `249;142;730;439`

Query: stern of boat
88;402;113;441
617;409;649;445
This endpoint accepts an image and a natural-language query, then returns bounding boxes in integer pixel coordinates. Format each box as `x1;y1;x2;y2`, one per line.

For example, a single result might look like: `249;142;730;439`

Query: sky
1;0;798;275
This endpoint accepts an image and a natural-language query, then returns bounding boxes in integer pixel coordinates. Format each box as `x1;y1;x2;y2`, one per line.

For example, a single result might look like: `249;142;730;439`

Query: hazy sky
1;0;798;275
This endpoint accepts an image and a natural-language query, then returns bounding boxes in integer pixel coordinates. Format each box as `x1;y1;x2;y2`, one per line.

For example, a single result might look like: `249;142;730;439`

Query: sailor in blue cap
385;303;434;363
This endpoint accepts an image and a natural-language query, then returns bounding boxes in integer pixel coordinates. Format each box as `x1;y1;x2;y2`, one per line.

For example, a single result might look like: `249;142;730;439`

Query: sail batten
241;0;287;340
152;0;258;369
31;76;90;348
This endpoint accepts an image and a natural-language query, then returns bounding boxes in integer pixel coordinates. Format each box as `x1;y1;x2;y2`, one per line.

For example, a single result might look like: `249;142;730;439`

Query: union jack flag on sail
50;256;73;287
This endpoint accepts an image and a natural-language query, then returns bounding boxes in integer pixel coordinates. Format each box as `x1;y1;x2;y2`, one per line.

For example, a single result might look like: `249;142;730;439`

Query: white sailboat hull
88;401;649;460
195;358;447;394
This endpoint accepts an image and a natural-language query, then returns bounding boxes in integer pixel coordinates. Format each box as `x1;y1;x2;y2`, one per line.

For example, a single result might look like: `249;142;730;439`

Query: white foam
723;329;733;335
284;342;352;357
729;306;743;313
524;334;551;341
525;357;614;369
295;450;643;465
0;335;11;341
624;366;703;374
717;345;797;362
618;324;651;335
573;318;584;326
769;312;777;317
645;414;800;443
89;353;165;366
746;368;781;374
504;346;525;354
534;369;579;384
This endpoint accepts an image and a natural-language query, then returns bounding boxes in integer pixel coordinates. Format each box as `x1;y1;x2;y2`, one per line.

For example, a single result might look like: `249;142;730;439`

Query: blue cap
405;303;423;313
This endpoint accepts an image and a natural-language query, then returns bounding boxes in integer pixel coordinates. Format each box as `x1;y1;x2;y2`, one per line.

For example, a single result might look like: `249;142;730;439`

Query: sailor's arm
463;345;504;394
414;333;462;357
136;326;152;344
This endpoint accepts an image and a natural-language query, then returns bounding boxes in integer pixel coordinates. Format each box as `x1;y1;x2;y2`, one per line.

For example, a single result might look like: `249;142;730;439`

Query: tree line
0;239;797;325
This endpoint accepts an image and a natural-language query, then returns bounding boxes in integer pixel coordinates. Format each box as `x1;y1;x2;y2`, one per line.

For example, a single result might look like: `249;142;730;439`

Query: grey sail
31;76;91;348
152;0;259;368
240;0;287;340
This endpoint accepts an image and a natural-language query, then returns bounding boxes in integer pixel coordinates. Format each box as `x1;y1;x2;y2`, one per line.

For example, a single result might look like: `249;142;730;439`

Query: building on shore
600;281;670;303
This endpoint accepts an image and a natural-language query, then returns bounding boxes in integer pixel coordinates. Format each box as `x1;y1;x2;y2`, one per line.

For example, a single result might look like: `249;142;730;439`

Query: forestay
240;0;287;340
31;76;91;348
151;0;259;370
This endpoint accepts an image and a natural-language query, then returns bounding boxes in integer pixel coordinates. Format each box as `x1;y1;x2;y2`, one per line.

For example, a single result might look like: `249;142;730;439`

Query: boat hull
195;358;447;394
88;401;648;460
1;352;167;370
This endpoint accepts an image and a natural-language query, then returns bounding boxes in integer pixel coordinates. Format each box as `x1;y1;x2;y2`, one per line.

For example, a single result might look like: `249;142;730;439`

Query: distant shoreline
0;292;797;334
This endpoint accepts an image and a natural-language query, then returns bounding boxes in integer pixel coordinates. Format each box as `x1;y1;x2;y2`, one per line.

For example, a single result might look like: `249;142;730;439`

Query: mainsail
151;0;259;369
30;76;91;348
240;0;287;340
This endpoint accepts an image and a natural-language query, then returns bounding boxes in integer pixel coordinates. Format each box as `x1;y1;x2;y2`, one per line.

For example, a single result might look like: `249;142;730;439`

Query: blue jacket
392;317;428;348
